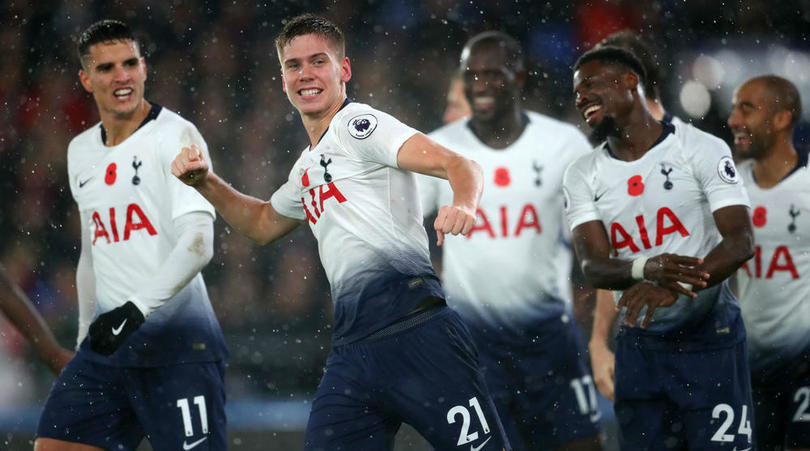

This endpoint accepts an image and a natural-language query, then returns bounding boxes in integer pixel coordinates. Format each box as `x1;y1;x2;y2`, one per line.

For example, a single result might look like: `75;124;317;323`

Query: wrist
631;256;649;281
127;296;153;318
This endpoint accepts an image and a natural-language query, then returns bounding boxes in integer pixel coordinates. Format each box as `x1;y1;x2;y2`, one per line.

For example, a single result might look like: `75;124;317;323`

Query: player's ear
140;57;147;82
623;72;639;92
79;69;93;93
341;57;351;83
281;71;287;93
772;109;793;132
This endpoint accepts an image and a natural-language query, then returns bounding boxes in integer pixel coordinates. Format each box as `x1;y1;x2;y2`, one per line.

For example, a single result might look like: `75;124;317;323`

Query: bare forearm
698;233;754;288
0;268;61;355
445;156;482;209
590;289;618;346
195;173;283;244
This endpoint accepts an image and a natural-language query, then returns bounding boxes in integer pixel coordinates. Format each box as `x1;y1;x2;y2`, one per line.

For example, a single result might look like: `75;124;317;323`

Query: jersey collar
99;103;163;145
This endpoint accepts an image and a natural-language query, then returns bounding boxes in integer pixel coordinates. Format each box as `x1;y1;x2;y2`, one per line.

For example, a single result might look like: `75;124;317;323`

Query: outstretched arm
0;264;73;375
172;145;301;245
396;133;482;246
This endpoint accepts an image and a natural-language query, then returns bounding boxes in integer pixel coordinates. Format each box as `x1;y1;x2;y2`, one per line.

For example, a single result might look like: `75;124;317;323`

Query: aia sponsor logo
741;245;799;279
91;204;157;245
609;207;689;256
467;204;541;239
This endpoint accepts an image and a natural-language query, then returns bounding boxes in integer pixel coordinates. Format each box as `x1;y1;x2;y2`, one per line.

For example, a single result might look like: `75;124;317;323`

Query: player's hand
617;282;679;328
171;144;209;187
588;340;615;401
88;301;145;356
643;254;709;297
434;204;476;246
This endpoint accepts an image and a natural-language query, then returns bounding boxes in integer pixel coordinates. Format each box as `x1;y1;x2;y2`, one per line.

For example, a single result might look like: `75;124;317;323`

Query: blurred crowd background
2;0;810;435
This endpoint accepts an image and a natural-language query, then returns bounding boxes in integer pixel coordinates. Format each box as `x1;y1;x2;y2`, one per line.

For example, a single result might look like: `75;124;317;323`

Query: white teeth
300;89;321;96
474;97;494;107
584;104;601;118
114;88;133;97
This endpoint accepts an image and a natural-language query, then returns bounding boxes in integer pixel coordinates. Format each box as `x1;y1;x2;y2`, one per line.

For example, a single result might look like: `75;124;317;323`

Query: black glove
89;301;145;356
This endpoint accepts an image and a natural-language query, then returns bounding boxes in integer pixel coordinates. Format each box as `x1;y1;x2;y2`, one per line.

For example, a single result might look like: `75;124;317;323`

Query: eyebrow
284;52;329;65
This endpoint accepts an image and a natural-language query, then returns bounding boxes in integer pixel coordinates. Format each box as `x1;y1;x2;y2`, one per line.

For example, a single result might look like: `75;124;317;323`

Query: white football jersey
68;105;225;365
564;122;750;332
271;101;442;345
736;152;810;373
419;112;591;328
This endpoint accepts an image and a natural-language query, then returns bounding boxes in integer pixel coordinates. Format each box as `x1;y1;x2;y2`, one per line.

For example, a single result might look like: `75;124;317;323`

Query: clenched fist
434;204;477;246
172;144;209;186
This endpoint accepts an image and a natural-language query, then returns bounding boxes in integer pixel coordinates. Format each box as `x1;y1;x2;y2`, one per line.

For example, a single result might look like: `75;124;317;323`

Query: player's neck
469;107;525;149
301;96;346;148
646;98;666;121
100;100;152;146
752;138;798;189
608;110;663;161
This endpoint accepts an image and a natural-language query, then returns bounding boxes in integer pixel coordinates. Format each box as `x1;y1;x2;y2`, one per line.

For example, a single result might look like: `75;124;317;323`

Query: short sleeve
563;158;601;231
159;123;216;221
689;135;750;212
336;108;419;168
270;172;307;221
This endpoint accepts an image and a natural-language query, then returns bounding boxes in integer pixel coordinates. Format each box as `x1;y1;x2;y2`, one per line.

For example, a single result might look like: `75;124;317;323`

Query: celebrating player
420;31;602;450
565;46;755;449
586;30;687;402
729;75;810;451
0;264;73;375
172;14;509;451
36;20;228;451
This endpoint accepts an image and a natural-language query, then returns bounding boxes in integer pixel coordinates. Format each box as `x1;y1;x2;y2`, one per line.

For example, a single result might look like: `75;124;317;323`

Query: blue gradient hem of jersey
331;271;444;346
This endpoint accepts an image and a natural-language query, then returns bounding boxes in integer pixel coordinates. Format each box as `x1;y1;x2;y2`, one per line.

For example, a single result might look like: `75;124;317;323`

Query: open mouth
473;96;495;109
114;88;133;99
299;88;323;97
733;132;751;146
582;104;602;123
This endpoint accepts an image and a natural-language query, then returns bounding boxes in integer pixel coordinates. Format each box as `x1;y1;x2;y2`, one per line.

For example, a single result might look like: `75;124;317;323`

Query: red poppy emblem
752;206;767;228
105;163;117;185
301;168;310;187
494;167;510;187
627;175;644;196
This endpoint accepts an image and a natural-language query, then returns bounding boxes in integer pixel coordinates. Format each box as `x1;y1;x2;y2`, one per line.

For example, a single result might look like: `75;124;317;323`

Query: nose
298;62;315;80
727;108;741;129
112;65;131;83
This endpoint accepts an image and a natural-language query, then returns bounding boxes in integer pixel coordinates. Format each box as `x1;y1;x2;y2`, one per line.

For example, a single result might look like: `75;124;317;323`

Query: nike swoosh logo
79;177;94;188
111;319;127;335
470;436;492;451
594;191;606;202
183;437;208;450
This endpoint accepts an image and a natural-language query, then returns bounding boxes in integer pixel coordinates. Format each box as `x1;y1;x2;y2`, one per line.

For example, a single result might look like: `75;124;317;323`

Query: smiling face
461;41;522;123
728;80;778;160
279;33;351;119
573;59;636;140
79;39;147;120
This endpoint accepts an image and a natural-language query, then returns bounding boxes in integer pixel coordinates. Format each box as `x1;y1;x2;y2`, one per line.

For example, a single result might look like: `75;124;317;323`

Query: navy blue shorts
614;331;754;450
472;314;601;449
37;350;226;451
752;350;810;450
304;306;510;450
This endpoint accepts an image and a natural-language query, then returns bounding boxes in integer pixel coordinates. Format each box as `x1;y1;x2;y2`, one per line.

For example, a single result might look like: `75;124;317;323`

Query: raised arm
172;144;302;245
0;264;73;374
396;133;482;246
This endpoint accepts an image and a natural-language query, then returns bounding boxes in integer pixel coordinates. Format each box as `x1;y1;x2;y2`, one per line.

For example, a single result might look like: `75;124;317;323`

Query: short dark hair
597;31;661;101
460;31;525;74
752;75;803;130
275;14;345;60
573;45;647;90
77;20;138;68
